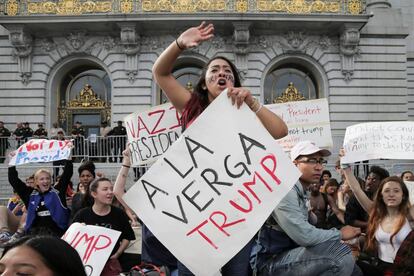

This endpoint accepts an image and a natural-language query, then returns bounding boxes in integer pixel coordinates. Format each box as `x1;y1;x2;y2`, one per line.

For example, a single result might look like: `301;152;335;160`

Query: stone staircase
0;162;145;205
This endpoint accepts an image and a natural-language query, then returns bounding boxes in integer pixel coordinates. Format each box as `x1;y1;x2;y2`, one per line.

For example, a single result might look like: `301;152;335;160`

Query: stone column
118;23;140;83
366;0;391;11
8;25;33;85
232;22;251;81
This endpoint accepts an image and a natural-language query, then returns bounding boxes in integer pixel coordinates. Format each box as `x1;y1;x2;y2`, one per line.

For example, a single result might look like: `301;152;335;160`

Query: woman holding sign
73;177;135;276
153;22;287;139
341;152;414;275
8;154;73;237
152;22;288;276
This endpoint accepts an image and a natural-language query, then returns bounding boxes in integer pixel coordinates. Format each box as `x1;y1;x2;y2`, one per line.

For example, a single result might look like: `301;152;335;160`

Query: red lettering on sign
137;116;151;137
70;232;112;263
148;109;167;134
186;220;218;249
209;211;245;236
169;106;181;130
260;154;281;185
126;121;136;138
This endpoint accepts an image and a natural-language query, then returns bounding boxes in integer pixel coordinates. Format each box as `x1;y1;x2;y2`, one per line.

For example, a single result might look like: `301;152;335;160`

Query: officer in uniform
72;121;85;159
0;121;10;163
33;123;48;139
13;122;25;147
109;121;127;162
22;122;34;142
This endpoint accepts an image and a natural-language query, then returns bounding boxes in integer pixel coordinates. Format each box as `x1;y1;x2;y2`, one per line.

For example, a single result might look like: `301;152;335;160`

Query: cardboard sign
265;98;333;151
9;139;72;166
62;223;121;276
123;91;301;276
404;181;414;205
124;103;182;165
342;121;414;163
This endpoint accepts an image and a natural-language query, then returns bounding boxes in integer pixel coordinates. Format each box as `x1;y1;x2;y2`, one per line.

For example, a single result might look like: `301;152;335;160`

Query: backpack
127;263;170;276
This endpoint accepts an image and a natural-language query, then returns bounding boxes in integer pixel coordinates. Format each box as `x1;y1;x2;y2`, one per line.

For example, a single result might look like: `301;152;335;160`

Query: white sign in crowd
62;223;121;276
9;139;72;166
124;92;301;276
341;121;414;163
266;98;333;151
124;103;182;166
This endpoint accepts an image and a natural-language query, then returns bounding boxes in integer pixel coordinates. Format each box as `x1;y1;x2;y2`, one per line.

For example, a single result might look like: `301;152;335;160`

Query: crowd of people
0;120;128;163
0;22;413;276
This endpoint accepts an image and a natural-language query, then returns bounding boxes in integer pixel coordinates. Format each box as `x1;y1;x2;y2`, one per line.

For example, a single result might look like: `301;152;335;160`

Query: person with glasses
251;140;362;276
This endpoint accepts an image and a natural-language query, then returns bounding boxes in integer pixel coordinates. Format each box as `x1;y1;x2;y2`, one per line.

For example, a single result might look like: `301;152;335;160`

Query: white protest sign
266;98;333;151
404;181;414;205
9;139;72;166
342;121;414;163
62;223;121;276
124;103;182;165
123;91;301;276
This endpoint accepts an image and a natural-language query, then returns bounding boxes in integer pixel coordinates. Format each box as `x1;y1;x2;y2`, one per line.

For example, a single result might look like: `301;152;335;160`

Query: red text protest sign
62;223;121;276
9;139;72;166
266;98;332;151
124;103;182;166
123;91;300;276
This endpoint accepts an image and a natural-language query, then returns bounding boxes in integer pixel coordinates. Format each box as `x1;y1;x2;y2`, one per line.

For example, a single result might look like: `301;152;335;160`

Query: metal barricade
0;135;128;164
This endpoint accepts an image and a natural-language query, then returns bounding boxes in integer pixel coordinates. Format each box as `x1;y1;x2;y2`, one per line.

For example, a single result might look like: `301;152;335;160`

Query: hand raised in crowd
96;171;105;178
122;146;132;166
177;21;214;50
340;225;361;241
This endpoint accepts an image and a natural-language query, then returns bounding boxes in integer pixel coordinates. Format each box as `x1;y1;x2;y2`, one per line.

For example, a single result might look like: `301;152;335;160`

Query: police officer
13;122;25;147
109;121;127;162
33;123;48;139
22;122;33;142
72;121;85;159
0;121;10;163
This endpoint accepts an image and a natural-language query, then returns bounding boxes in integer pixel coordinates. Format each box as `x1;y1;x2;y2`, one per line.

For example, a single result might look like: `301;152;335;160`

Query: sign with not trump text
342;121;414;163
9;139;72;166
124;91;301;276
124;103;182;166
266;98;333;151
62;223;121;276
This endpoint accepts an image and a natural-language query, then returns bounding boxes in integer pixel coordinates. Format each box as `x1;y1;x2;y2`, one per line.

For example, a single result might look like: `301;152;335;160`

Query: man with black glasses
251;140;362;276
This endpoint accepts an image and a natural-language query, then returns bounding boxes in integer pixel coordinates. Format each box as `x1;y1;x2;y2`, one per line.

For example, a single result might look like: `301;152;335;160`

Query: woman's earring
202;85;206;90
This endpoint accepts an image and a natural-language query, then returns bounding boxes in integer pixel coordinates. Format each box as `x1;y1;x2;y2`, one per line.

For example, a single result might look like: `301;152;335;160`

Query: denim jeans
259;240;361;276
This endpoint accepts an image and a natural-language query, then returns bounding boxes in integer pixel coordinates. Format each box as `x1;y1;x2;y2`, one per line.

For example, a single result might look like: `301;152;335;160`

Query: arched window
58;66;111;136
159;65;203;104
264;65;318;104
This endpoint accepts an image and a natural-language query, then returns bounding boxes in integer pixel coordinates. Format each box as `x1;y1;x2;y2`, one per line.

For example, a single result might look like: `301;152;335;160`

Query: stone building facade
0;0;413;155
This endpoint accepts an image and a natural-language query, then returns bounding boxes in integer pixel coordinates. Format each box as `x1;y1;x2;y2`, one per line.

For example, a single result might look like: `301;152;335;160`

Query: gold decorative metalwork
4;0;364;15
120;0;133;13
348;0;362;14
186;82;194;93
258;0;344;14
27;0;112;15
235;0;248;12
5;0;18;16
274;82;306;103
142;0;226;12
67;84;107;108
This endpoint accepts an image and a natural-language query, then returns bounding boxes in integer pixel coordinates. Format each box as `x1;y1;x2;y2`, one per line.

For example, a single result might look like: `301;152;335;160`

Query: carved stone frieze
339;28;360;81
39;38;56;52
8;25;33;85
254;32;336;54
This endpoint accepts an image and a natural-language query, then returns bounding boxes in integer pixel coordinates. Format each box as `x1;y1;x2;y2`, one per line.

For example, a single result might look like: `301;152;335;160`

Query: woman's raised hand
177;21;214;49
227;87;261;112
